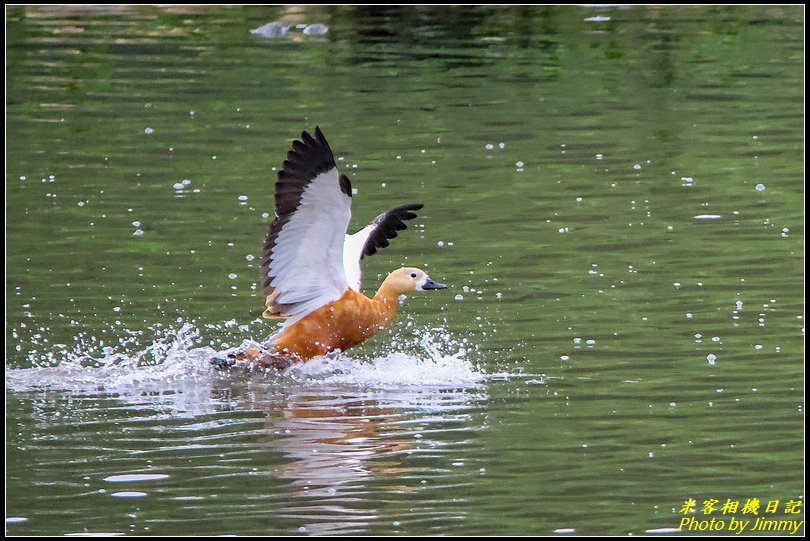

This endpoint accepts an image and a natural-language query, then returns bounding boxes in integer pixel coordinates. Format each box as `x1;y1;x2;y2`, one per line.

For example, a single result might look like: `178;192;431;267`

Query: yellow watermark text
677;498;803;535
678;516;803;535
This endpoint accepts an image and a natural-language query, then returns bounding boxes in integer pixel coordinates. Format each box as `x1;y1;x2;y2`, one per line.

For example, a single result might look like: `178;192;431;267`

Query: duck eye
410;272;417;278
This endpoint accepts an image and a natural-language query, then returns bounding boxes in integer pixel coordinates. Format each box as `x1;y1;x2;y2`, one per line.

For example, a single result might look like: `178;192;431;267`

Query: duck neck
372;282;402;320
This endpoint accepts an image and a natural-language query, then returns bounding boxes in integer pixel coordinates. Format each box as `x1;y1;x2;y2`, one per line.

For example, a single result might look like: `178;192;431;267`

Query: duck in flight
218;127;446;368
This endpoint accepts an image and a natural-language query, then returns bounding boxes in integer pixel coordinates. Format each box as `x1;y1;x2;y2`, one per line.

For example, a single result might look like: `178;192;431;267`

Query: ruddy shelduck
215;127;446;368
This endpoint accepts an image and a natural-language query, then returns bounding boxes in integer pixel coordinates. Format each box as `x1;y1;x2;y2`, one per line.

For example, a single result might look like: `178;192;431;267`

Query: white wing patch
268;167;351;326
343;224;376;291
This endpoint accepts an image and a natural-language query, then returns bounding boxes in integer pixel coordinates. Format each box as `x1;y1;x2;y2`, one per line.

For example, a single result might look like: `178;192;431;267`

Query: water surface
6;5;804;536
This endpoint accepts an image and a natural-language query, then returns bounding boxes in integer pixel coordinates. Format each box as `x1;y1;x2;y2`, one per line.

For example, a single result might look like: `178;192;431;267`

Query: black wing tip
361;202;423;259
388;202;423;223
386;202;423;214
373;202;424;225
274;126;338;217
393;202;423;218
280;126;336;180
307;126;332;154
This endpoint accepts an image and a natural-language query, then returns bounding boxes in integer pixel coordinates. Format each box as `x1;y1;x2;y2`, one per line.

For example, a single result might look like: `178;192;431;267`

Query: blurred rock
250;21;291;39
250;21;329;39
302;23;329;36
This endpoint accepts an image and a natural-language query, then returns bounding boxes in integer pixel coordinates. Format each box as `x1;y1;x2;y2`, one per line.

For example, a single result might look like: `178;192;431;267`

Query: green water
6;5;804;536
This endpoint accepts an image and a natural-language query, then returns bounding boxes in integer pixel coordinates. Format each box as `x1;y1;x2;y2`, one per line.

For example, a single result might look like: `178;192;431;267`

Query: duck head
381;267;447;296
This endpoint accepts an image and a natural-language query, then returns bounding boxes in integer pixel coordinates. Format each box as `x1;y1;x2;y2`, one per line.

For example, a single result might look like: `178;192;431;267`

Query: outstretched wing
261;127;353;324
343;203;423;291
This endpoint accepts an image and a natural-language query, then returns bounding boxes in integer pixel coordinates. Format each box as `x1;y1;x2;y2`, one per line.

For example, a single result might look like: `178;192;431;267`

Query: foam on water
282;326;486;387
6;321;487;397
288;351;481;388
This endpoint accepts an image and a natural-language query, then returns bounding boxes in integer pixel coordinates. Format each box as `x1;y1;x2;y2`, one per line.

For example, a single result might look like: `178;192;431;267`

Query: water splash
290;351;483;387
6;321;486;397
293;322;488;387
6;323;215;395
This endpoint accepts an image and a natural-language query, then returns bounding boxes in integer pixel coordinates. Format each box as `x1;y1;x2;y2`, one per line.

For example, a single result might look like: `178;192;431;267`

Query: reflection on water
268;387;483;535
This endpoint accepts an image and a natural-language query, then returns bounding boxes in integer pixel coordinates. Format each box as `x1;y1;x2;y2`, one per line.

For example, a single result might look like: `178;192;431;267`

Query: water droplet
755;183;765;192
103;474;169;483
111;491;148;498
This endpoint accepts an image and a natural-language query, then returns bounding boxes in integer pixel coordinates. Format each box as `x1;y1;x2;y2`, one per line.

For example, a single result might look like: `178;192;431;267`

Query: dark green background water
6;5;804;536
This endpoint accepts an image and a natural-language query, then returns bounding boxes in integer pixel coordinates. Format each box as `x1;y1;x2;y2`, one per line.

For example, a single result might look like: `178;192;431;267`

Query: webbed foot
209;345;292;371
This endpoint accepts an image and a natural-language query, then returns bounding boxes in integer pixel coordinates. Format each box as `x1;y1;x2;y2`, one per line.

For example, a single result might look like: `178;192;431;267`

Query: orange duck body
272;289;397;360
